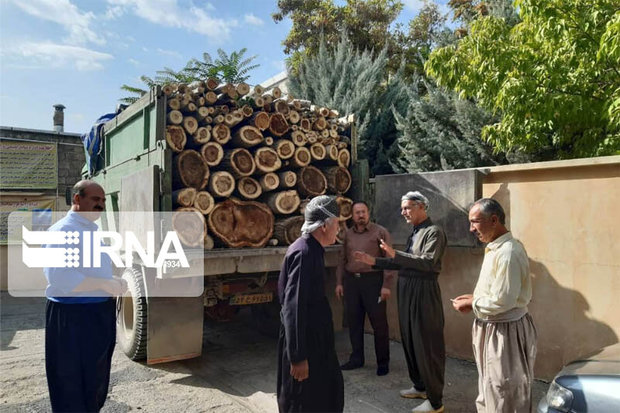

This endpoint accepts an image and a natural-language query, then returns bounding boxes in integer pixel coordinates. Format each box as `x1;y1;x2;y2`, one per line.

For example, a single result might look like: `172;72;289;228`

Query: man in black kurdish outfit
277;195;344;413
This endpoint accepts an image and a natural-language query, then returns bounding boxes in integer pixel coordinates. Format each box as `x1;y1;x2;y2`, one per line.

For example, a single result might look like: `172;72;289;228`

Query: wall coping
483;155;620;174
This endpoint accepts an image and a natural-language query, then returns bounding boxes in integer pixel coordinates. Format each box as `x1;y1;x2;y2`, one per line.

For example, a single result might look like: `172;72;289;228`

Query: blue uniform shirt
44;210;114;303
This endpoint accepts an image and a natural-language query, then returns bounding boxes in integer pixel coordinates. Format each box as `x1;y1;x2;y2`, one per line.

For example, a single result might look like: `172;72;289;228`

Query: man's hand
380;287;391;302
451;294;473;313
353;251;376;266
335;284;344;300
379;239;395;258
290;359;309;381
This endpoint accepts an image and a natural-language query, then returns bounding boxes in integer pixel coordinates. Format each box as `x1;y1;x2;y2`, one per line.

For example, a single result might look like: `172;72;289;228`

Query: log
300;118;311;131
224;113;241;128
173;150;209;190
231;125;263;148
263;94;274;105
247;111;270;131
162;84;175;96
264;136;274;146
273;215;304;245
274;100;290;116
200;142;224;167
325;144;339;162
166;125;186;152
205;91;218;105
211;124;231;145
207;198;274;248
181;102;197;114
314;116;327;131
259;172;280;192
269;113;289;137
272;86;282;99
236;82;250;96
318;107;330;117
321;166;352;194
172;207;206;247
241;104;253;118
297;166;327;197
253;85;264;95
204;233;214;250
336;196;353;220
172;187;197;208
278;170;297;189
176;83;189;94
274;139;295;160
194;191;215;215
167;97;181;111
254;147;282;173
236;176;262;200
291;146;311;168
265;190;300;215
208;171;235;198
298;199;310;215
310;143;326;161
252;96;265;108
288;110;300;124
187;127;210;147
213;114;225;124
337;148;351;168
183;116;198;135
222;148;256;178
206;77;220;91
167;110;183;125
290;130;307;147
196;106;210;121
291;100;302;111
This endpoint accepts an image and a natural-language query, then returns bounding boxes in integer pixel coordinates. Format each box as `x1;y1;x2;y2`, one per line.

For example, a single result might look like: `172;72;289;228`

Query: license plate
229;292;273;305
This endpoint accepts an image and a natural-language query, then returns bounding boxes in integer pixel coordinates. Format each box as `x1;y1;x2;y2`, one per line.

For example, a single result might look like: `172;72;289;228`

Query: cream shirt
472;232;532;320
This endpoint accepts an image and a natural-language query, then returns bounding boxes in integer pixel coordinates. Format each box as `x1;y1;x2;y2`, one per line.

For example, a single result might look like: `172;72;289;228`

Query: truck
84;85;365;364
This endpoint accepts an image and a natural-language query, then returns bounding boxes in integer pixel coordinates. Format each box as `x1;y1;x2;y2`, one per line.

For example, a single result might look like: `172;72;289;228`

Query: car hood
559;343;620;377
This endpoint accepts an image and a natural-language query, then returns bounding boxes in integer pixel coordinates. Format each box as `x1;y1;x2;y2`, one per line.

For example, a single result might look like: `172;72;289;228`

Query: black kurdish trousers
45;299;116;412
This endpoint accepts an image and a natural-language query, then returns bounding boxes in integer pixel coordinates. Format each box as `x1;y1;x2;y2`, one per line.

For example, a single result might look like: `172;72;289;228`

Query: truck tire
251;300;281;338
117;266;148;361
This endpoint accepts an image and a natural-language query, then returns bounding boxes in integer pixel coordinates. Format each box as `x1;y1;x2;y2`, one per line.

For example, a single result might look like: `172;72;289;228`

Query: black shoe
376;365;389;376
340;361;363;370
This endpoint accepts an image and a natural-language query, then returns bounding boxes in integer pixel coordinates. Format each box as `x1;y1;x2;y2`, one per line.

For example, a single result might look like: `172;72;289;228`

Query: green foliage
273;0;403;74
288;37;408;175
426;0;620;158
120;48;259;104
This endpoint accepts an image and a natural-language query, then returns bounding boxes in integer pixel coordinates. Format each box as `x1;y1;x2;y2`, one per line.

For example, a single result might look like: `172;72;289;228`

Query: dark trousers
344;272;389;367
45;299;116;412
398;276;445;409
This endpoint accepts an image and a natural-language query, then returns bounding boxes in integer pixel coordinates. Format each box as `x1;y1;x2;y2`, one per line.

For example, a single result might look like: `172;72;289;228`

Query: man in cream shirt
452;198;537;413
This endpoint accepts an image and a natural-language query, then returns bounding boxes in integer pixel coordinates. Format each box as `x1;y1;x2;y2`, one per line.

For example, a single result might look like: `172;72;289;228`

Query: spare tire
117;266;148;361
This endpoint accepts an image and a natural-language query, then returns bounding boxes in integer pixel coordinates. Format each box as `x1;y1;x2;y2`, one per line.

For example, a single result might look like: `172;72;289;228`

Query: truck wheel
251;300;281;338
117;266;148;361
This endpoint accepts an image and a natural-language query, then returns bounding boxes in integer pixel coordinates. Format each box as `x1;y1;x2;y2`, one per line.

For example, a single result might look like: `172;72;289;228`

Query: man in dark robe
277;195;344;413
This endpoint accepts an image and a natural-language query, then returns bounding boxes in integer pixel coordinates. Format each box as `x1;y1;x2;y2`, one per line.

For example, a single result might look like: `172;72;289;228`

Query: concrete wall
0;127;85;290
371;156;620;380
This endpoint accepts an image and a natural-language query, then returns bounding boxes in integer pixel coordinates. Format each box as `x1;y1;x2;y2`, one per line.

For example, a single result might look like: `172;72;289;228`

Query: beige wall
375;156;620;380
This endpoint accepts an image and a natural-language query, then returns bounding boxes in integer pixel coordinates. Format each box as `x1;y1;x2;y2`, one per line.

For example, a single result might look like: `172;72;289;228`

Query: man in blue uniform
277;195;344;412
44;180;127;412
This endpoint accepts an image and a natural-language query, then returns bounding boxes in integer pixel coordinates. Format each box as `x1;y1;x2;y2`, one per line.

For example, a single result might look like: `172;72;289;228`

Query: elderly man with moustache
452;198;537;413
355;191;447;413
336;201;396;376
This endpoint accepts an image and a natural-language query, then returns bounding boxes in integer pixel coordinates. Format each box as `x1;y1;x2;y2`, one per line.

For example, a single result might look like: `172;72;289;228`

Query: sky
0;0;447;134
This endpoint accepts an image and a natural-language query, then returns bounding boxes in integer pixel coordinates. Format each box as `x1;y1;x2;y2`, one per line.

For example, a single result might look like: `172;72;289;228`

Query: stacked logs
165;79;353;249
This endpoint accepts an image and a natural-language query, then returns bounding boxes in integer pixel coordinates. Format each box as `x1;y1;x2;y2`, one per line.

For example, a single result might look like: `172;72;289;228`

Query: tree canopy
426;0;620;157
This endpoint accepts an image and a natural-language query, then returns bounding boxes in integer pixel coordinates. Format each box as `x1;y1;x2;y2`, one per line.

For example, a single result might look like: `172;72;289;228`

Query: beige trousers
472;313;537;413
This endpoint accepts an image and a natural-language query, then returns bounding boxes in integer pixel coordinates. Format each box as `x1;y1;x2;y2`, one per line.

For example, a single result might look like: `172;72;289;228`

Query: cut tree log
181;102;197;114
314;116;327;131
325;144;339;162
200;142;224;167
337;148;351;168
222;148;256;178
231;125;263;148
205;91;218;105
206;77;219;90
269;113;289;137
272;86;282;99
167;110;183;125
182;116;199;135
253;85;264;95
187;127;210;147
336;196;353;220
264;137;274;146
196;106;210;121
241;104;253;118
172;207;206;247
204;233;214;250
211;124;231;145
310;143;326;161
247;111;270;131
235;176;262;200
172;187;197;208
207;198;274;248
278;170;297;189
288;110;300;124
274;100;290;116
291;147;311;168
297;166;327;197
265;190;300;215
273;215;304;245
321;166;352;194
254;147;282;173
236;82;250;96
194;191;215;215
172;150;209;190
166;125;187;152
300;118;311;131
274;139;295;160
208;171;235;198
290;130;307;147
259;172;280;192
162;84;175;96
167;97;181;111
